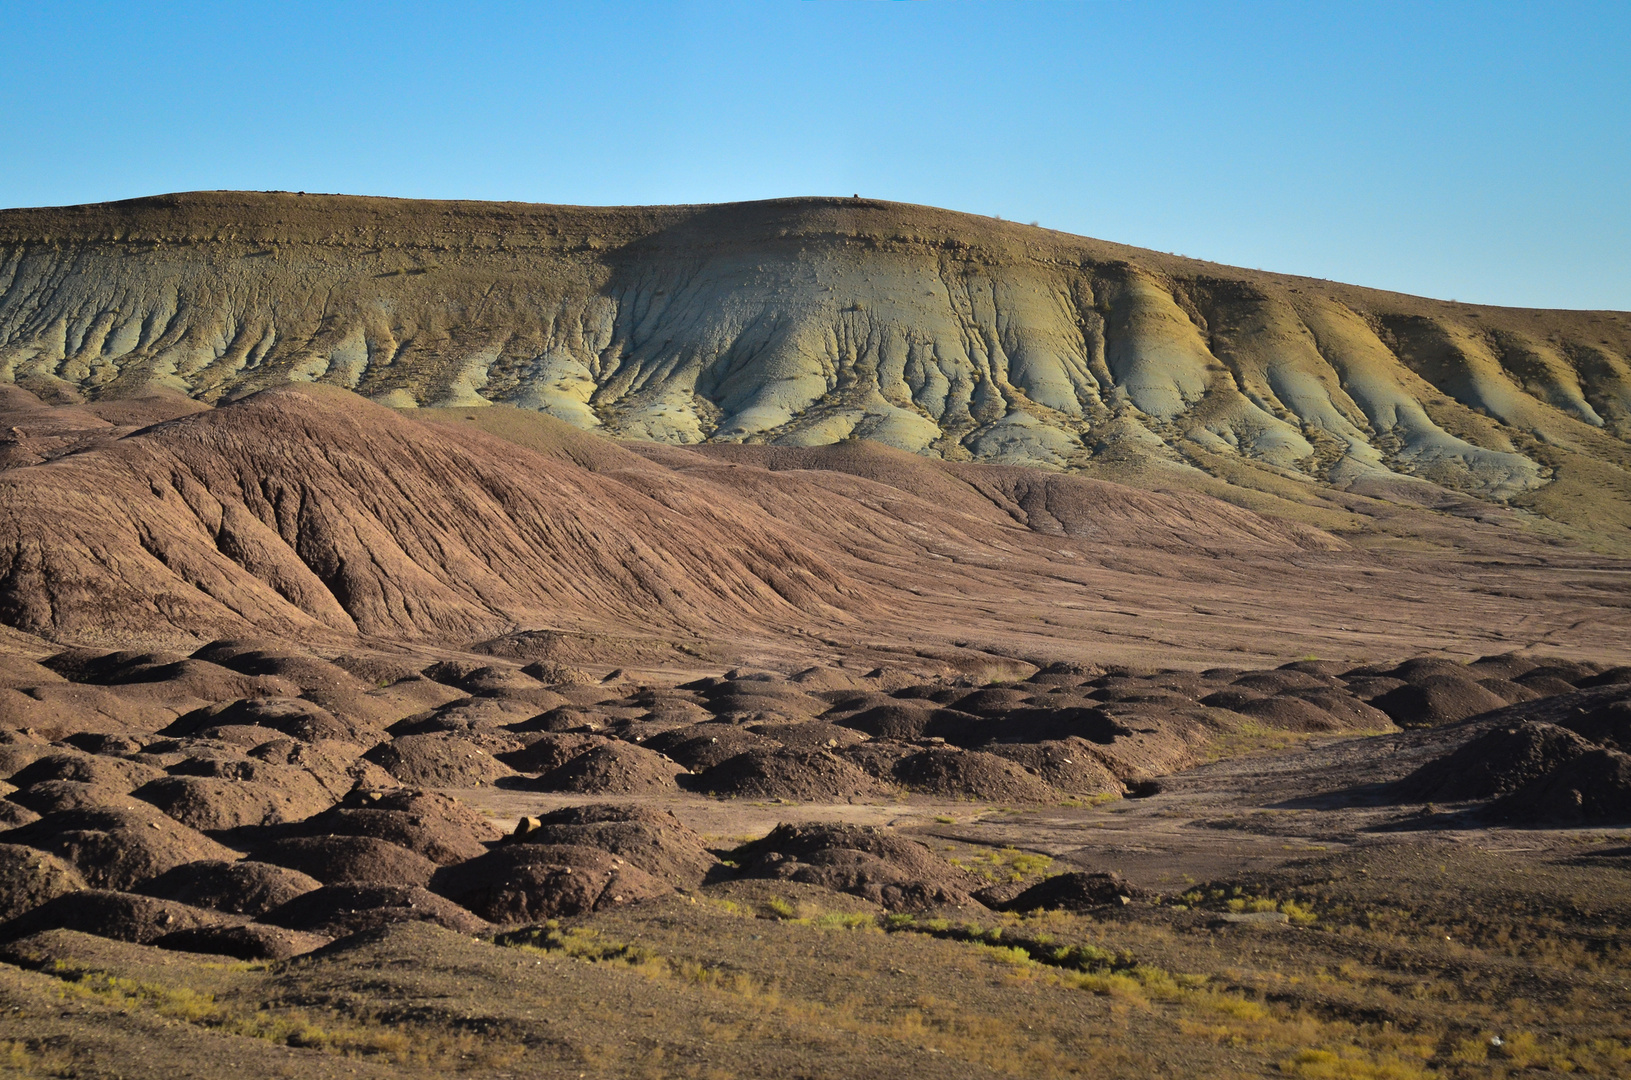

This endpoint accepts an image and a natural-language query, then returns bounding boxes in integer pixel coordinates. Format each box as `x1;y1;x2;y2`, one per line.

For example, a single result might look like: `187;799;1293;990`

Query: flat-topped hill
1;191;1629;551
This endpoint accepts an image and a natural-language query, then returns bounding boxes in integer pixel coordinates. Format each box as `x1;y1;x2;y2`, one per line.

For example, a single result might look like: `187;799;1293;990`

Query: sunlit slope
2;192;1628;541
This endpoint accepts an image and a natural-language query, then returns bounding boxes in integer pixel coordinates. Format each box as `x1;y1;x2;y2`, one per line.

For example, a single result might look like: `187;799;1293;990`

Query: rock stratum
2;192;1629;552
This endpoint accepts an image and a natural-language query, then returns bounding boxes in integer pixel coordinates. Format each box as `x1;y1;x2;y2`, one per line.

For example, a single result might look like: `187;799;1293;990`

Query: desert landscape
0;192;1626;1079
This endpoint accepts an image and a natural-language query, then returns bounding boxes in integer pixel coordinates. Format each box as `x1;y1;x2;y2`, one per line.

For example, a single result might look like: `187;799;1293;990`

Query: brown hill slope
2;192;1629;551
0;385;865;648
0;383;1625;668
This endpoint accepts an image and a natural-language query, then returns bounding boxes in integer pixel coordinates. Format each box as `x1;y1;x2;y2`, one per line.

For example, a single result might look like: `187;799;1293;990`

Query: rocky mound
509;804;716;885
691;749;888;801
746;721;869;751
892;747;1059;802
0;798;35;828
0;734;50;780
832;703;936;741
989;871;1144;912
1223;695;1344;732
640;725;780;770
727;824;977;911
135;859;322;916
1393;722;1598;803
167;697;371;743
362;734;516;787
1556;695;1631;751
0;843;84;922
429;844;668;924
8;750;163;791
981;739;1121;796
8;780;135;815
260;884;491;939
0;889;230;945
288;806;491;866
1286;690;1394;729
838;739;916;781
0;805;235;890
495;732;605;773
133;772;332;832
153;923;329;960
530;742;683;794
253;835;439;888
340;788;503;840
1369;676;1509;729
61;733;147;756
1492;749;1631;825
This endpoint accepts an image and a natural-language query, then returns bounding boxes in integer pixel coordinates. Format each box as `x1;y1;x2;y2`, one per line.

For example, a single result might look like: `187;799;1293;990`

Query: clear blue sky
4;1;1627;310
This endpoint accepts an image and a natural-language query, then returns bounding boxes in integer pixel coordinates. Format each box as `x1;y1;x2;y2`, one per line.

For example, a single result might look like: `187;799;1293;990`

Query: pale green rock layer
2;192;1628;510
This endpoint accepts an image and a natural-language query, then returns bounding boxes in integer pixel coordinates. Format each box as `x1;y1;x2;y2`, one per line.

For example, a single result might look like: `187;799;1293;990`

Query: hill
2;191;1629;552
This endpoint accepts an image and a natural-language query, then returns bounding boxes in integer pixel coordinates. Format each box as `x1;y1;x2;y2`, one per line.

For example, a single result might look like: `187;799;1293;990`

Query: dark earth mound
727;823;978;911
529;741;683;794
0;805;235;890
508;803;716;886
691;749;888;801
135;859;322;916
429;844;668;924
259;884;491;938
0;889;229;945
253;835;439;888
991;871;1146;912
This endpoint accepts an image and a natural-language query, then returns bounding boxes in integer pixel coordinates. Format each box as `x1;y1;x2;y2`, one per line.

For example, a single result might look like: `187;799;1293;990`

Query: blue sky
3;1;1626;309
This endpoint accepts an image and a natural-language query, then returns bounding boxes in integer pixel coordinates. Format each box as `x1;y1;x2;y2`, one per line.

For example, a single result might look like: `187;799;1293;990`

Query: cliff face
2;192;1629;544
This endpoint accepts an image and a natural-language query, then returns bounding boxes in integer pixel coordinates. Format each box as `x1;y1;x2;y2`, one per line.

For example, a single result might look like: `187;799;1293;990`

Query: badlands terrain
0;193;1626;1078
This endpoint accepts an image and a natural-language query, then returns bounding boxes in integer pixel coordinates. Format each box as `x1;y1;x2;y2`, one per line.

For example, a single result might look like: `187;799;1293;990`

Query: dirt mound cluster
727;823;978;911
1;646;1623;961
